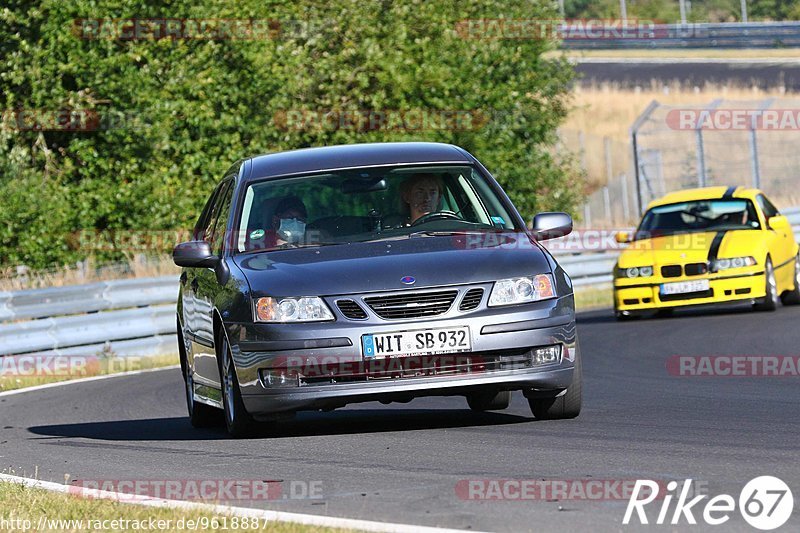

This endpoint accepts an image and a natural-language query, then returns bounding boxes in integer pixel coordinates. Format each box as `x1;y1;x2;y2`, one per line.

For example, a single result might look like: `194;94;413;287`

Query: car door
757;194;794;289
183;180;231;388
181;185;223;340
192;178;236;386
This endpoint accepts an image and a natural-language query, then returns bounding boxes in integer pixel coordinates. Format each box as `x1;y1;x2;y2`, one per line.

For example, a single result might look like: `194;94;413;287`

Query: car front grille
336;299;368;319
684;262;708;276
364;290;458;319
459;288;484;311
661;265;682;278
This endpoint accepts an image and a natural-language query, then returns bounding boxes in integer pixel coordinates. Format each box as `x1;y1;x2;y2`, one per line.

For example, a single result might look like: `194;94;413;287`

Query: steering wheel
410;210;462;227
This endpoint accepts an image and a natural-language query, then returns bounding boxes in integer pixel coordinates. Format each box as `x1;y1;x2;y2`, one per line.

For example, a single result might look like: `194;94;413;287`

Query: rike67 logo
624;477;793;530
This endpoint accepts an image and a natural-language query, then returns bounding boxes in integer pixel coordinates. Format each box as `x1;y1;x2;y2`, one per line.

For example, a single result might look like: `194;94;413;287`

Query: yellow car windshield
636;199;760;239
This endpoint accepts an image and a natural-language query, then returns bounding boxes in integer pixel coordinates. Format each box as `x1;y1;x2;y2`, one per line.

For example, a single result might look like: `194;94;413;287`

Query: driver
400;173;444;224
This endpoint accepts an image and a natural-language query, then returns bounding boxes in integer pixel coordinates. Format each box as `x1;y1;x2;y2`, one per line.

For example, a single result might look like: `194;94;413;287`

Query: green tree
1;0;582;269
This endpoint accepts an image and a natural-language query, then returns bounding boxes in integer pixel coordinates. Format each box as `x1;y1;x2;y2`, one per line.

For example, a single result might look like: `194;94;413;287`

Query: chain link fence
568;98;800;227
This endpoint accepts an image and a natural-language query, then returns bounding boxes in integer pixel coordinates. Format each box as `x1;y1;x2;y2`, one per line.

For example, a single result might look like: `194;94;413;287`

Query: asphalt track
3;303;800;532
574;59;800;90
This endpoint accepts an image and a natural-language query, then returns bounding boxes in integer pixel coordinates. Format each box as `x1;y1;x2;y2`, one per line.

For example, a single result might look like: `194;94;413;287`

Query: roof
247;142;473;182
647;186;762;209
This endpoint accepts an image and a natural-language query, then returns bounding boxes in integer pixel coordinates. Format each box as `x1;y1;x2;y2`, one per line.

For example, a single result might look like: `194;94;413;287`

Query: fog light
531;345;561;365
261;369;298;388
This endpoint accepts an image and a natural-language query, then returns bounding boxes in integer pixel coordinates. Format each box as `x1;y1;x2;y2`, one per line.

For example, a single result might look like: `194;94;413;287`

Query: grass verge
0;353;179;393
0;481;347;532
574;286;613;311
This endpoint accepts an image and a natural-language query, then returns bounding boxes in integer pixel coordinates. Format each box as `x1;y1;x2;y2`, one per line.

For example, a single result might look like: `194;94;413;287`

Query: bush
1;0;582;269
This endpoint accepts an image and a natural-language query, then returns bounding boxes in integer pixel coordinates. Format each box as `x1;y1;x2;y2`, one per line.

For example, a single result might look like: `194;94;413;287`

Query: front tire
780;253;800;305
753;258;779;312
179;318;220;428
528;349;582;420
467;390;511;411
218;333;257;438
184;364;221;428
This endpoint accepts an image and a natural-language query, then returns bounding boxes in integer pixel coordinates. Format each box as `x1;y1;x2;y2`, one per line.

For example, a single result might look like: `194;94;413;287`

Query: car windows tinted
237;165;519;252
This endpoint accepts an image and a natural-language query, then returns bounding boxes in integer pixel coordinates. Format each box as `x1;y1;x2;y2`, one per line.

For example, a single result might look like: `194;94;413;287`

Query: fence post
696;129;707;187
630;100;660;214
620;172;630;222
603;186;612;225
696;99;722;187
749;98;772;189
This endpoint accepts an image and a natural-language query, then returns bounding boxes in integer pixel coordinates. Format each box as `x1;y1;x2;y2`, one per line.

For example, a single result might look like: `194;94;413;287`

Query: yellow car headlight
616;266;654;278
713;256;756;271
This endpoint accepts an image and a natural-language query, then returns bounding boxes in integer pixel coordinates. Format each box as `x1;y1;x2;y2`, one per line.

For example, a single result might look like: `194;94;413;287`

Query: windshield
236;165;520;253
635;199;760;239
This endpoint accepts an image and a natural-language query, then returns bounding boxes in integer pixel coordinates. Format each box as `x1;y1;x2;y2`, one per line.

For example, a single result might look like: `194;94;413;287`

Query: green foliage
1;0;581;269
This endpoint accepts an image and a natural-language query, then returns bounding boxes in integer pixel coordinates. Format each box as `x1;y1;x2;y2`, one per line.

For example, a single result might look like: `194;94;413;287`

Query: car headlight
488;274;555;307
616;266;654;278
714;256;756;271
254;296;334;322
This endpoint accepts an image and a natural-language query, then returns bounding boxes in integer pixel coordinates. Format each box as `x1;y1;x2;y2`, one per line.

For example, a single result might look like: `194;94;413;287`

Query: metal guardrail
0;277;178;357
562;21;800;49
1;207;799;357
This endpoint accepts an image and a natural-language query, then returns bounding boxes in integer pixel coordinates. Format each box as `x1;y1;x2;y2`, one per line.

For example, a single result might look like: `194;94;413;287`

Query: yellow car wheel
781;254;800;306
754;258;779;312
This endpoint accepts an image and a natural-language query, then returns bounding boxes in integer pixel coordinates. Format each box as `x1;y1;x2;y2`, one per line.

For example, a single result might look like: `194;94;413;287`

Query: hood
618;230;758;268
233;232;550;297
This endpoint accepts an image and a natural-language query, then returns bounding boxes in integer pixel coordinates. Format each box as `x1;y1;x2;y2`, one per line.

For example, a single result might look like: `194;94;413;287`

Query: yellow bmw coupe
614;186;800;319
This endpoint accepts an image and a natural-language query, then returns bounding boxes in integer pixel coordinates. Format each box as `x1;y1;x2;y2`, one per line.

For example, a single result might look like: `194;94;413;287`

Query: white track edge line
0;365;181;398
0;473;476;533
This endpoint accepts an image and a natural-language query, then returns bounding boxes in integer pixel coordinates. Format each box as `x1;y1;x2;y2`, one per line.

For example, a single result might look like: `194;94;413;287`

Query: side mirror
615;231;632;244
531;212;573;241
173;241;219;268
768;215;789;231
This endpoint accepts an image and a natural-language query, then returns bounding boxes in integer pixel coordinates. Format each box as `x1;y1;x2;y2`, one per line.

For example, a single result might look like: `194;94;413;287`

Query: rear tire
780;254;800;305
467;390;511;411
218;333;258;438
528;350;582;420
753;258;779;312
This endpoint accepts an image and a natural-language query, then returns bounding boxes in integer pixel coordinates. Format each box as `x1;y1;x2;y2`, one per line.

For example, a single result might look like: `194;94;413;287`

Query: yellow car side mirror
768;215;790;231
615;231;631;244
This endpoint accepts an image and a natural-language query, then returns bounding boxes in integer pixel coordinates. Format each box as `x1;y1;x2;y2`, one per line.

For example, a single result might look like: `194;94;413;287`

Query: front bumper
614;270;766;312
227;294;578;414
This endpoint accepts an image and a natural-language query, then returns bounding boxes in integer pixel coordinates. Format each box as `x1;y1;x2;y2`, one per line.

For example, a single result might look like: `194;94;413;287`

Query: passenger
263;196;308;248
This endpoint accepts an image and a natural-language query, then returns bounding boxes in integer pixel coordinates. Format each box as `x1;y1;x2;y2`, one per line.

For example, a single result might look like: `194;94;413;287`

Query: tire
178;318;220;428
528;349;582;420
467;390;511;411
218;333;257;438
753;257;779;312
780;253;800;305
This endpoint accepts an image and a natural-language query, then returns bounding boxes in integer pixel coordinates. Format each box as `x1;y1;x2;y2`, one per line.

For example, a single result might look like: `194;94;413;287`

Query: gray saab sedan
174;142;581;436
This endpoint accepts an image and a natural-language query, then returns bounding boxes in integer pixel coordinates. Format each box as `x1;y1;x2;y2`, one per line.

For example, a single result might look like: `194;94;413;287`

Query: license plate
362;326;471;359
660;279;710;295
